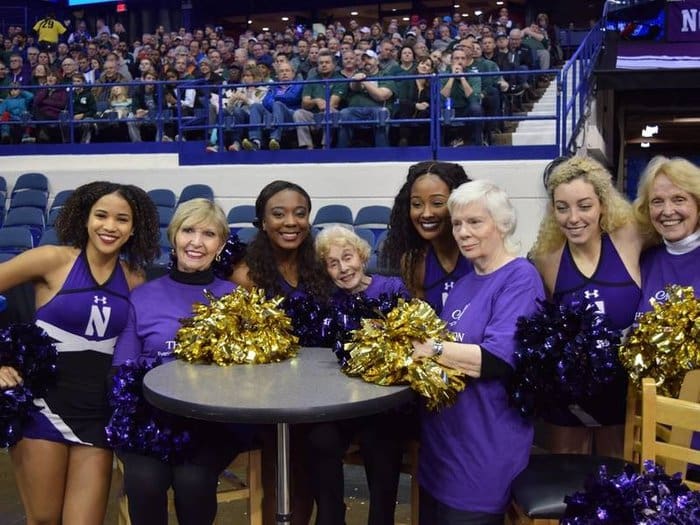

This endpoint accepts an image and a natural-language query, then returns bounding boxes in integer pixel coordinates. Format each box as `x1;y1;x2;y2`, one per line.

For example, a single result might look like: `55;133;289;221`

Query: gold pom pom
343;298;466;410
175;288;299;365
620;285;700;397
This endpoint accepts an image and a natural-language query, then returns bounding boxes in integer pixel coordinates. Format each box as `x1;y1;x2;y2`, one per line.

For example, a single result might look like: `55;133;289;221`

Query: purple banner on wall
667;0;700;42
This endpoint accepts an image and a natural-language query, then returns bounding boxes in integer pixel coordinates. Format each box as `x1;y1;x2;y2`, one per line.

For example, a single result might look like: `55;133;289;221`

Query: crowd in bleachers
0;6;562;148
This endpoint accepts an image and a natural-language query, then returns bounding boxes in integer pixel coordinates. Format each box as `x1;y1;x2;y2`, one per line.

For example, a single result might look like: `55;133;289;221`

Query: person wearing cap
441;44;484;146
292;49;346;149
242;60;302;151
336;48;397;148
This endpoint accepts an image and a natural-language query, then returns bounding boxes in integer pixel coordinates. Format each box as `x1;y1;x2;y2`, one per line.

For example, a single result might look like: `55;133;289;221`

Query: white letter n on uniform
85;305;112;337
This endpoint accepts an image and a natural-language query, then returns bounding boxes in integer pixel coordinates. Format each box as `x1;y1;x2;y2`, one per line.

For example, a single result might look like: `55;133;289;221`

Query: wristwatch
432;339;444;358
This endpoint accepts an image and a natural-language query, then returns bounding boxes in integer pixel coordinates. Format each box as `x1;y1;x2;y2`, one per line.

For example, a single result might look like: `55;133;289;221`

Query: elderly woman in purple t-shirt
308;225;409;525
412;180;544;524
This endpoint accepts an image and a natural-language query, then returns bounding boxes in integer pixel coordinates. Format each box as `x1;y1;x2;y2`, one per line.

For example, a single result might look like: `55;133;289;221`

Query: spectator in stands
395;56;434;146
33;11;67;50
37;50;51;67
431;25;453;52
95;18;111;38
54;42;71;68
0;82;33;143
61;73;96;143
398;45;416;74
242;61;302;150
162;67;198;142
31;63;48;85
441;45;483;146
31;68;67;142
207;49;227;80
293;49;346;150
339;49;358;79
60;57;78;81
8;54;30;85
336;49;397;148
492;6;514;32
26;46;39;69
472;40;508;141
522;23;551;71
506;29;534;89
414;40;429;59
93;58;128;103
129;69;163;142
67;20;91;46
0;61;8;95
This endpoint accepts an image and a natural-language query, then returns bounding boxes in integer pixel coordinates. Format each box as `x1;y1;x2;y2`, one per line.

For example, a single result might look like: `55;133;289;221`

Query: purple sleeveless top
553;234;640;331
550;235;638;426
423;245;472;314
35;251;131;422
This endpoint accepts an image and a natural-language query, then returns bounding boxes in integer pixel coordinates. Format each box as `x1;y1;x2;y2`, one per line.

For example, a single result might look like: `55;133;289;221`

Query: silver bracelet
432;339;444;358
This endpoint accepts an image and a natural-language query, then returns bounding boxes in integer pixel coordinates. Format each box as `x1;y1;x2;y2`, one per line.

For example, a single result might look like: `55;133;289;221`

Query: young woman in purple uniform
530;156;645;457
383;161;472;314
0;181;159;525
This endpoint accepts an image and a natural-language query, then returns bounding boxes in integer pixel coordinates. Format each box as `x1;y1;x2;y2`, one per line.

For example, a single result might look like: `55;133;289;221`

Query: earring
215;252;222;262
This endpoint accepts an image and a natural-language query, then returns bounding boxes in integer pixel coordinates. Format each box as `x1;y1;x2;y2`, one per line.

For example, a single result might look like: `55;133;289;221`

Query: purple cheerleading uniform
423;245;472;314
419;258;544;513
24;252;130;447
548;234;640;426
113;275;235;367
332;274;409;301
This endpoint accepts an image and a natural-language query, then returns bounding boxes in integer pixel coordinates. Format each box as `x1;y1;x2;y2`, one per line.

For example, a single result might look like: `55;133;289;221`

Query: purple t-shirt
423;245;473;315
113;275;235;366
419;258;544;513
638;243;700;315
362;274;409;299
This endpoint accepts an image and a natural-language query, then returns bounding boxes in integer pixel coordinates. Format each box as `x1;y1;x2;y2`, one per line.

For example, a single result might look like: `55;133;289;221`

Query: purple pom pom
509;300;623;419
212;233;245;279
106;359;192;462
0;324;57;447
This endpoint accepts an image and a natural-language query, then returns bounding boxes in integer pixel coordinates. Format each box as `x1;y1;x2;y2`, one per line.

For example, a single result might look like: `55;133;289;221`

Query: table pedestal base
276;422;291;524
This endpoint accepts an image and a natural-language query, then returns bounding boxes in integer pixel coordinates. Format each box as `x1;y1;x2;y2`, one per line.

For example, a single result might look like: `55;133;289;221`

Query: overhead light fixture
350;11;358;15
454;4;460;7
641;142;650;148
462;13;469;17
496;1;504;4
392;8;397;11
247;19;252;24
281;17;289;21
403;17;410;21
475;10;483;16
262;27;269;31
672;117;700;123
641;125;658;138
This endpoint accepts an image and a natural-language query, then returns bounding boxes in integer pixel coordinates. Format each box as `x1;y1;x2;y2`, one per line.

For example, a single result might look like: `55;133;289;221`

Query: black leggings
120;423;252;525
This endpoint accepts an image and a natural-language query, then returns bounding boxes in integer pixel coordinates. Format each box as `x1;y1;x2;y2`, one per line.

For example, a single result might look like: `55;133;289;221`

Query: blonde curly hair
632;155;700;243
530;156;635;258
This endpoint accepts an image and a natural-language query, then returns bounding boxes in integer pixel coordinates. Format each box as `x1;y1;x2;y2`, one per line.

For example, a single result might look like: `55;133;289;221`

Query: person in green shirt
472;40;509;141
293;50;346;149
440;45;484;146
522;23;550;70
336;49;397;148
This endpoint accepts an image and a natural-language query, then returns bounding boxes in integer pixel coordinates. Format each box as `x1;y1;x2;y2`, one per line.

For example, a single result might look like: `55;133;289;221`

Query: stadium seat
374;230;389;254
50;189;74;209
312;205;354;229
353;228;376;249
177;184;214;205
0;176;7;198
12;172;49;196
353;205;391;230
4;208;45;246
152;227;172;267
46;207;61;228
148;189;177;208
157;206;174;227
39;228;60;246
227;205;256;233
0;226;34;255
237;227;257;244
9;190;48;212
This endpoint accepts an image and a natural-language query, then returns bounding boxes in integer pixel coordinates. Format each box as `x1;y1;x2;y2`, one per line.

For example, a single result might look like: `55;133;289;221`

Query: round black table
143;347;414;525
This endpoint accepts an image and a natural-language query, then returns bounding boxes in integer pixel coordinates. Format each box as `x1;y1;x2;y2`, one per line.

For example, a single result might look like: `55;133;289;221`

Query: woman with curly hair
382;161;472;314
530;155;645;458
232;179;331;525
0;181;159;525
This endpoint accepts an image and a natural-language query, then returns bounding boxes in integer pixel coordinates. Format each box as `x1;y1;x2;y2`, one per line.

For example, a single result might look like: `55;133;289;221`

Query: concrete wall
1;154;550;254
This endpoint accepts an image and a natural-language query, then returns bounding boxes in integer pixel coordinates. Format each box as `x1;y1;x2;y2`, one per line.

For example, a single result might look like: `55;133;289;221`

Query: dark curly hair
382;161;471;291
246;180;332;300
54;181;160;271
